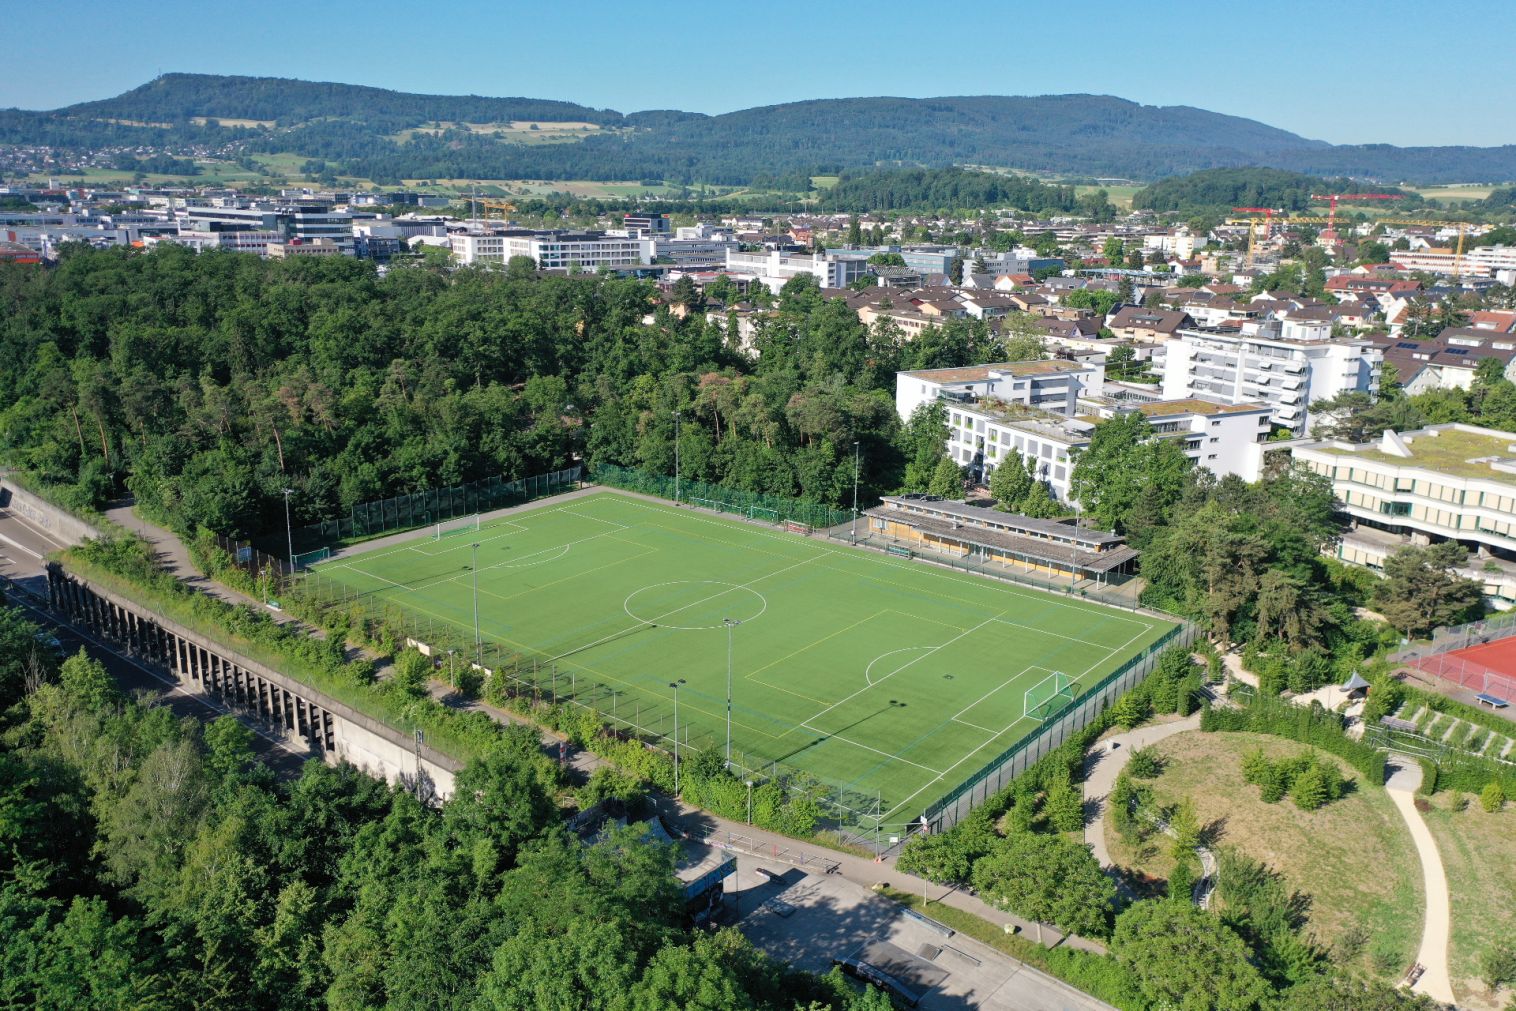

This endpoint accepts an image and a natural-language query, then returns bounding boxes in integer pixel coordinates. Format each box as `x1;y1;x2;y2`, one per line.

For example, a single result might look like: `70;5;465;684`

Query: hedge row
1200;692;1386;786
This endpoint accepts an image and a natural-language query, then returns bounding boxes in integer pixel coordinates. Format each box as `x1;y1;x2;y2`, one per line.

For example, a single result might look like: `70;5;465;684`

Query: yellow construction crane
1227;214;1474;275
478;198;517;220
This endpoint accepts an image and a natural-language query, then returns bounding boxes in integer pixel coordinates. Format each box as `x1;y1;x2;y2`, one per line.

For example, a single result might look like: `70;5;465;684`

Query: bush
1202;692;1385;785
1481;780;1506;813
1481;940;1516;991
1126;746;1163;779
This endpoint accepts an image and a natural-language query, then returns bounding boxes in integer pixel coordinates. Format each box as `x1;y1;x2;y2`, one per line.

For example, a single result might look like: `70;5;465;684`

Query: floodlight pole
673;410;682;504
746;780;754;824
724;618;741;767
282;487;295;569
851;440;861;544
669;679;686;792
470;542;482;665
448;648;456;689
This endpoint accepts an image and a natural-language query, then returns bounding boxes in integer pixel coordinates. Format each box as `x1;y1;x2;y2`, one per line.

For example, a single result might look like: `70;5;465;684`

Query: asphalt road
0;508;314;779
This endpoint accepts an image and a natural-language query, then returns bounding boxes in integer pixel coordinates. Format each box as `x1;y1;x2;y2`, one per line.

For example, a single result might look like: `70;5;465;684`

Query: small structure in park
864;495;1139;588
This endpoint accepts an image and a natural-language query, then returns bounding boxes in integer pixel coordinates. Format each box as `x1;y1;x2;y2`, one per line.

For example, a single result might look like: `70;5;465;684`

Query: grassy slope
1421;794;1516;1010
1104;730;1422;980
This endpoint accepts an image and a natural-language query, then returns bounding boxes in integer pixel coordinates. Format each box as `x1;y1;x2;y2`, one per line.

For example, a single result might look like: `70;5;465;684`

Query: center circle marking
624;580;768;630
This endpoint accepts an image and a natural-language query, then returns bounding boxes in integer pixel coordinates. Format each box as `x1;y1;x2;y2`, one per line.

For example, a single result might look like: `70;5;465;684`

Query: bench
1475;693;1510;710
887;546;913;559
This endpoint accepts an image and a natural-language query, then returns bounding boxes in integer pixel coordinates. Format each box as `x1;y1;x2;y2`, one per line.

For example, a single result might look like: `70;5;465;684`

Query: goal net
436;513;481;540
748;506;781;524
782;519;813;536
1024;670;1078;722
691;497;731;515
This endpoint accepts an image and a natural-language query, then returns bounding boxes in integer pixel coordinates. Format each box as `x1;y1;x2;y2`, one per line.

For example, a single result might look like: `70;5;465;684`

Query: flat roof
873;499;1137;573
899;360;1087;382
1136;398;1270;418
880;496;1123;547
1310;426;1516;482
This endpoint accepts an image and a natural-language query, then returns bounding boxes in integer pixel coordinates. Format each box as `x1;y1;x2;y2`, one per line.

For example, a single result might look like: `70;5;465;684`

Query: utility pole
724;618;740;767
470;542;482;666
851;440;861;544
282;487;295;570
669;678;686;792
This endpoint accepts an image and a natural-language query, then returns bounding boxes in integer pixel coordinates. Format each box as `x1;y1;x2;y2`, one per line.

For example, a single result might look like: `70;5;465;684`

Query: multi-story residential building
1156;322;1382;434
1391;245;1516;278
724;249;868;291
1292;423;1516;605
895;364;1268;500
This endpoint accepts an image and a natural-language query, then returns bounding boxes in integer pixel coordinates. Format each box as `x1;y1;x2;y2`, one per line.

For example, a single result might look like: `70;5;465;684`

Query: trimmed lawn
1104;730;1422;979
1422;794;1516;1011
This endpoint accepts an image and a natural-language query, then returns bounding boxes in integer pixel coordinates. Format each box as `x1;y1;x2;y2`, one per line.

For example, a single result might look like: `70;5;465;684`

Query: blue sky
5;0;1513;147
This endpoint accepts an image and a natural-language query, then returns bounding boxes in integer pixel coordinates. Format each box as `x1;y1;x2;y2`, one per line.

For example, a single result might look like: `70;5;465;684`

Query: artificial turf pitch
313;490;1174;823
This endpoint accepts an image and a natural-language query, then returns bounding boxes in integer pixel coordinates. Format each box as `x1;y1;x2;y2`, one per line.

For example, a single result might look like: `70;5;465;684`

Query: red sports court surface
1410;637;1516;701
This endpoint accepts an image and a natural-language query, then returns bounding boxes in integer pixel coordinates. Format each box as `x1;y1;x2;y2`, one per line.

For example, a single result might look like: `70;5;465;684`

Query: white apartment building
1392;245;1516;278
1292;423;1516;605
453;229;644;270
724;249;868;292
894;364;1268;501
1157;323;1381;434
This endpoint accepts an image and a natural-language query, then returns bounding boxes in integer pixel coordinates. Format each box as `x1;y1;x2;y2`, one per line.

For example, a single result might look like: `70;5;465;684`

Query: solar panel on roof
1395;342;1419;349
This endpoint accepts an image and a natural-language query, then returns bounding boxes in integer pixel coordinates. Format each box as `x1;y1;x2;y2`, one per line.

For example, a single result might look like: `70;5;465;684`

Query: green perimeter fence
922;620;1198;834
591;463;854;531
292;567;893;842
290;466;583;556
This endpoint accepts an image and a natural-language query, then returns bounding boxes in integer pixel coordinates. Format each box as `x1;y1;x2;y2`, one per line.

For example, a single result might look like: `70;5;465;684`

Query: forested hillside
1131;168;1419;213
819;167;1112;216
0;618;890;1009
6;73;1515;184
0;245;998;542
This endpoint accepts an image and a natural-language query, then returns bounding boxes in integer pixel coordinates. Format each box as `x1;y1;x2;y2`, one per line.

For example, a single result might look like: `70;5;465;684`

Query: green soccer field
312;491;1174;823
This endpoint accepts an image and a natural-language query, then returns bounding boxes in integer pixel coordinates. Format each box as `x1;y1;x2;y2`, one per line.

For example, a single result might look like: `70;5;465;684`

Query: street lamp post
669;679;686;792
723;618;741;767
282;487;295;570
850;440;861;544
470;542;482;665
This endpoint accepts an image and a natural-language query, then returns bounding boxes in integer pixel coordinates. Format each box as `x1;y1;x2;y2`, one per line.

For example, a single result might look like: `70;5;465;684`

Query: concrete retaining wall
47;564;459;799
0;481;101;546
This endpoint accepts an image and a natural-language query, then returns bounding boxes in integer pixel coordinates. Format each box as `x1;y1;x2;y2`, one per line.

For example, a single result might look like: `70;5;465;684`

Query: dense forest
0;608;893;1010
0;245;1000;542
818;167;1114;217
7;73;1516;184
1131;168;1419;214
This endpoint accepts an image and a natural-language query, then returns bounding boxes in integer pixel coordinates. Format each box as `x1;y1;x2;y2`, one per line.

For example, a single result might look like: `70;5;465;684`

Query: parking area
725;862;1113;1011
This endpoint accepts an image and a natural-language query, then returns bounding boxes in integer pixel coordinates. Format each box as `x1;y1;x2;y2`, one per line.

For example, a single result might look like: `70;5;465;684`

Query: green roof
1351;428;1516;481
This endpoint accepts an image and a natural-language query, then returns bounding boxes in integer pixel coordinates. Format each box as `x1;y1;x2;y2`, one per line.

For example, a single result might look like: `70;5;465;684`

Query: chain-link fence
1393;611;1516;700
592;463;852;531
922;620;1198;833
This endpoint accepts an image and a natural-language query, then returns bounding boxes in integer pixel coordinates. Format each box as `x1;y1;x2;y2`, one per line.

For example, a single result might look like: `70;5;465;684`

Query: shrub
1202;691;1385;785
1481;780;1506;813
1481;940;1516;991
1126;745;1163;779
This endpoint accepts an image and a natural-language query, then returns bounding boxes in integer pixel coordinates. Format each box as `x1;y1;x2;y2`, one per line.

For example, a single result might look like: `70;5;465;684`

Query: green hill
3;73;1513;186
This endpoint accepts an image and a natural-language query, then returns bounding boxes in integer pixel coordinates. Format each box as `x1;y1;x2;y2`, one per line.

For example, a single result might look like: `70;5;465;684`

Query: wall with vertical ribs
47;563;459;801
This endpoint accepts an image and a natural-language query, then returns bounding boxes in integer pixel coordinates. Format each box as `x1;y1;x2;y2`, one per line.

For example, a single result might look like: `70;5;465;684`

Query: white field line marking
794;728;946;776
785;614;1006;738
880;621;1160;822
540;552;826;666
951;665;1053;724
864;645;939;687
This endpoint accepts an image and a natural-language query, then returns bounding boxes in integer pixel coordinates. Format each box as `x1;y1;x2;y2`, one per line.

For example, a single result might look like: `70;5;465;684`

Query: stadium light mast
851;440;861;544
669;679;687;792
282;488;295;569
723;618;741;766
673;410;682;504
470;542;482;665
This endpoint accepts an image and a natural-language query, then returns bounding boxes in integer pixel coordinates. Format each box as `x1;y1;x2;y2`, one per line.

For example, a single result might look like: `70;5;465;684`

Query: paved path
1383;757;1456;1006
1081;713;1201;867
104;501;267;611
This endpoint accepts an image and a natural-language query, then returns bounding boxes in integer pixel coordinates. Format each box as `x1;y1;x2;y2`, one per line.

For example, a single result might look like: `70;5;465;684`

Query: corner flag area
310;491;1174;822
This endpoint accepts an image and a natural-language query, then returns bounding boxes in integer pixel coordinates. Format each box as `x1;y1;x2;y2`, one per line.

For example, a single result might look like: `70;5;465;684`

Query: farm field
312;491;1172;825
1103;730;1423;980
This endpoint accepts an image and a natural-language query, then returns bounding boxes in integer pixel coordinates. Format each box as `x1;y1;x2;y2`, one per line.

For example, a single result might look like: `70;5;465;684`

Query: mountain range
3;73;1514;186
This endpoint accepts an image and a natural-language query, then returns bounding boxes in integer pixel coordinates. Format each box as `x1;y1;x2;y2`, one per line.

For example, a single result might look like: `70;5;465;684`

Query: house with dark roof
1373;329;1516;393
1107;306;1193;342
